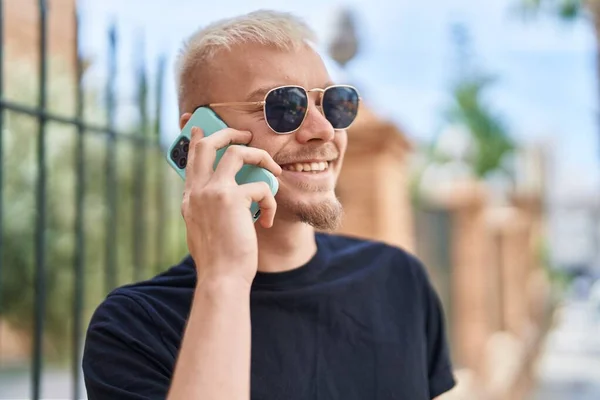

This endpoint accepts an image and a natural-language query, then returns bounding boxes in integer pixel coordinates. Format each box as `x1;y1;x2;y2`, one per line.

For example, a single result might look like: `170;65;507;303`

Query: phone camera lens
171;148;180;160
178;157;187;168
183;143;189;153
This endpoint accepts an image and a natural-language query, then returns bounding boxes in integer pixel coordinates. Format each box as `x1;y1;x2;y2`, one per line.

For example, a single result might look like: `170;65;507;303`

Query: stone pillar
5;0;77;73
495;207;530;338
335;105;415;252
447;182;491;372
423;180;492;373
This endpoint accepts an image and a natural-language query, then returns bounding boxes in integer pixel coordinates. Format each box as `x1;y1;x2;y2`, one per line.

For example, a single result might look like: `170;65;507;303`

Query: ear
179;112;193;131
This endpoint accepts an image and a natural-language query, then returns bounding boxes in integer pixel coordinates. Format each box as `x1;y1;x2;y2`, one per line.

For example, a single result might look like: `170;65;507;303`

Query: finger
184;126;207;187
213;146;282;182
187;127;253;186
238;182;277;228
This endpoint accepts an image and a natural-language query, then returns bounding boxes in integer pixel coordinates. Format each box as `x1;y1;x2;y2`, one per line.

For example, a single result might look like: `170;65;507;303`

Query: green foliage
446;75;515;177
518;0;585;20
443;24;515;178
0;59;187;363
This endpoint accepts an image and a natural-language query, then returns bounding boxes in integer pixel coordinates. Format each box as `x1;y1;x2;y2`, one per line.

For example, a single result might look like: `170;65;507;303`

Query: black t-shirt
82;233;456;399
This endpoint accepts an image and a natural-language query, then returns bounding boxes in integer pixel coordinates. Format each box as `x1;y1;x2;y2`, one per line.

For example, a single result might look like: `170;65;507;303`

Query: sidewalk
532;298;600;400
0;368;85;399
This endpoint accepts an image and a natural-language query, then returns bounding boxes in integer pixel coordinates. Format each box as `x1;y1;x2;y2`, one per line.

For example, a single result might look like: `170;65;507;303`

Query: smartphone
166;107;279;223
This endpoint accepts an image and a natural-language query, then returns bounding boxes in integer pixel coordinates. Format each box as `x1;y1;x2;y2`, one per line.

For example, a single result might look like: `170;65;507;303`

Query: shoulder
99;255;196;314
82;274;187;399
85;256;196;345
83;257;196;375
87;290;151;331
84;290;161;360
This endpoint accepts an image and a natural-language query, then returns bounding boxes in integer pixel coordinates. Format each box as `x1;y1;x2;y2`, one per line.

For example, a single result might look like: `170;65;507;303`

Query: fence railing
0;1;187;399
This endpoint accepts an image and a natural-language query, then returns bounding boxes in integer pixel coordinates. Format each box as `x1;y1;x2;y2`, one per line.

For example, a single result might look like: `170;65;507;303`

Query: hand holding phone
167;109;282;283
167;107;279;223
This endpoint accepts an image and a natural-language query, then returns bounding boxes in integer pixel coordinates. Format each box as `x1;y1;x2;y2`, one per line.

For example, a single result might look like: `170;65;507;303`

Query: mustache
273;143;340;165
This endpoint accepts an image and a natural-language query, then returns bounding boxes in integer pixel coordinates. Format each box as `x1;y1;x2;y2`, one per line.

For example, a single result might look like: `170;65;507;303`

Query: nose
294;103;335;144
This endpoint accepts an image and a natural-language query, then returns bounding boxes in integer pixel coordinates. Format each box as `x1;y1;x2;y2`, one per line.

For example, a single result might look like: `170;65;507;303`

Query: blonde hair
175;10;318;114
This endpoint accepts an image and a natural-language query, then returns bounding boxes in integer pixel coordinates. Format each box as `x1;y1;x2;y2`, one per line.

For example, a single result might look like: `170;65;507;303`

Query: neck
255;215;317;273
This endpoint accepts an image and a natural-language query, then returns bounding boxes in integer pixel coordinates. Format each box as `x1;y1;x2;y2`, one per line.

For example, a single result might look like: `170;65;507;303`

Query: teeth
283;161;330;172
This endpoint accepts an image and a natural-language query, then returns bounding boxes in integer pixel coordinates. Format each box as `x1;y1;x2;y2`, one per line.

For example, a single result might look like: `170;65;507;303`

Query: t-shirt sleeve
421;268;456;398
82;293;172;400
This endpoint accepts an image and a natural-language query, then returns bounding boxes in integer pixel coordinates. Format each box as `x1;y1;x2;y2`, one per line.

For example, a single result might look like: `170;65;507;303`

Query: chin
278;193;343;231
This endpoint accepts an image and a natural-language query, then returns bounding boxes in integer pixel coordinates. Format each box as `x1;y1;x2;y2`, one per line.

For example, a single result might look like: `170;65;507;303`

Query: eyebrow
245;85;275;102
244;81;337;102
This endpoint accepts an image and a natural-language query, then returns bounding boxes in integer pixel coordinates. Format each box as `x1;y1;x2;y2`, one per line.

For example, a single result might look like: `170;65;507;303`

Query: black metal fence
0;1;187;399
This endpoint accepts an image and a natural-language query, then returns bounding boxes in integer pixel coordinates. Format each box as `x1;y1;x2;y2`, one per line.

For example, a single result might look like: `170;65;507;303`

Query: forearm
168;277;252;400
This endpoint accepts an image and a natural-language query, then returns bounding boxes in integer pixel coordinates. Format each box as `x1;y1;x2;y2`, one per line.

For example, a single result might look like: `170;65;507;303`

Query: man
83;10;456;400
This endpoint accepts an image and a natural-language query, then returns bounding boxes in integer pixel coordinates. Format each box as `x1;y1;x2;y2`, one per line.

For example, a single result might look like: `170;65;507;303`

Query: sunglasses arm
203;101;266;108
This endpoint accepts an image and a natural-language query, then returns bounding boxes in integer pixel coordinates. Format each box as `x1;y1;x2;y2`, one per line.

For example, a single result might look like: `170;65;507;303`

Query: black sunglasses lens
322;86;359;129
264;87;308;133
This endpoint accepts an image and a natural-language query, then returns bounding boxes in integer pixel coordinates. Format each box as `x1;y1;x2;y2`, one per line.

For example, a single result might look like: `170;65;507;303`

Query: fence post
154;55;165;274
71;7;86;400
133;36;147;282
0;0;5;325
32;0;49;398
104;23;118;294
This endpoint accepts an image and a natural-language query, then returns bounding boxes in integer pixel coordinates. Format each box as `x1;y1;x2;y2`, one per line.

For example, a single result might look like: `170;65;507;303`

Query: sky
77;0;600;200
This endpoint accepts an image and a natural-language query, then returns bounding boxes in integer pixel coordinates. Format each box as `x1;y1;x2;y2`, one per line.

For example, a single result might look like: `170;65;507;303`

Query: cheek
217;111;286;158
335;131;348;160
224;116;274;149
248;124;287;157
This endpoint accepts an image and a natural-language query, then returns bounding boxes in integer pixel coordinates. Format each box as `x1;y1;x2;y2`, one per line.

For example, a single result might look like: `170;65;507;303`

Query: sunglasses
197;85;360;134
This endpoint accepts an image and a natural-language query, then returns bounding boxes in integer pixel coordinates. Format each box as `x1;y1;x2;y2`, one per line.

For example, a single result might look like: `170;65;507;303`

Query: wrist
195;273;253;299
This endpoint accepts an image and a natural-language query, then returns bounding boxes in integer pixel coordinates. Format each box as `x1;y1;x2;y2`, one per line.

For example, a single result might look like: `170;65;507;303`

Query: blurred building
4;0;77;72
550;195;600;276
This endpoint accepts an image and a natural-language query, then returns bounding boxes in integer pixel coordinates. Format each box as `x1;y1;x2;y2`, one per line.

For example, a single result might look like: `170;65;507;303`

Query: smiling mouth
280;161;331;173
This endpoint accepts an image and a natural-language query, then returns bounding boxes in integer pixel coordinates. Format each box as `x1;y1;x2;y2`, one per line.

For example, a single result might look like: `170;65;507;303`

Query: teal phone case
166;107;279;222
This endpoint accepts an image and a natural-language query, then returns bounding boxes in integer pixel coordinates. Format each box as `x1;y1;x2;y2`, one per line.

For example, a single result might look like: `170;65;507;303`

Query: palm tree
443;24;515;178
446;75;514;178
